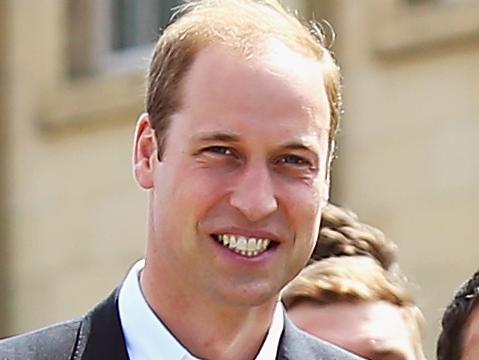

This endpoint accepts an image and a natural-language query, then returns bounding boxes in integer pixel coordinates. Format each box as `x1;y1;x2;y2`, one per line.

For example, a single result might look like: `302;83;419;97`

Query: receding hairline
165;0;327;59
146;0;342;160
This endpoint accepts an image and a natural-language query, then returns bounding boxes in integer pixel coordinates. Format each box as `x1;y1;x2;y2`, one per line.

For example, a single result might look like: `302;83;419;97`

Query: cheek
278;182;323;263
169;166;231;214
280;181;323;230
189;167;231;195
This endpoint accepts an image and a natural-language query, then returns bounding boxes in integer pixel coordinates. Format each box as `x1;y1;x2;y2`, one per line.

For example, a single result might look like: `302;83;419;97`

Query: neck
141;261;279;360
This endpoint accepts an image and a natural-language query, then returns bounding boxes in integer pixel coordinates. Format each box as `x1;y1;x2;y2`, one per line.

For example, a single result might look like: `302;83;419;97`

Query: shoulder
0;319;82;360
0;289;126;360
288;328;363;359
279;316;364;359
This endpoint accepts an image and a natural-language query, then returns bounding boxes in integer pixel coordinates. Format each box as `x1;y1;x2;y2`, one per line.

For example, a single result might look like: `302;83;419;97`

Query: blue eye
281;155;309;166
203;146;233;155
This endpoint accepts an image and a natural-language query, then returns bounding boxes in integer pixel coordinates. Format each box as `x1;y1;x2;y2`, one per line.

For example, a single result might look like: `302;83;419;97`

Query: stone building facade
1;0;478;358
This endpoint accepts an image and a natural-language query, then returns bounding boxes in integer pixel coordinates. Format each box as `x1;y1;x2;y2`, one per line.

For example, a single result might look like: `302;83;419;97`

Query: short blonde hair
282;256;426;360
146;0;342;159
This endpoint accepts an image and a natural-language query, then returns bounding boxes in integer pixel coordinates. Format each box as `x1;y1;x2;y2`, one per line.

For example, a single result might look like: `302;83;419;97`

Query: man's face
136;39;331;307
288;301;419;360
460;303;479;359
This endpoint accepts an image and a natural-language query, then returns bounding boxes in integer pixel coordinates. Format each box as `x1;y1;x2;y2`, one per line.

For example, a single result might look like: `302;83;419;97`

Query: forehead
289;301;415;359
180;39;330;132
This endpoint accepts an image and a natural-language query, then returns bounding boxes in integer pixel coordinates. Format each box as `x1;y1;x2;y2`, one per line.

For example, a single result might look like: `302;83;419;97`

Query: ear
133;113;157;189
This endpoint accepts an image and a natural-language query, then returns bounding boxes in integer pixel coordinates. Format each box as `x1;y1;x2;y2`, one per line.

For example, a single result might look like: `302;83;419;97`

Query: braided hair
312;203;398;270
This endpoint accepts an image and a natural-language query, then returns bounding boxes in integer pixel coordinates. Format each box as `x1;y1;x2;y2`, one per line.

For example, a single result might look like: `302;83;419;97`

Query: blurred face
461;304;479;359
135;39;331;307
288;301;418;360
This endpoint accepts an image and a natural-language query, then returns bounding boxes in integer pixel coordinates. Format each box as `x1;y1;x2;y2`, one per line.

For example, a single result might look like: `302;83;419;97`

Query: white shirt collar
118;260;284;360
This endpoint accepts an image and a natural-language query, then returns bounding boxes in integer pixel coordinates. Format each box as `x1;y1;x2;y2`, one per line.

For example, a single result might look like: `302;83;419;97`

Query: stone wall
0;0;9;337
2;0;146;335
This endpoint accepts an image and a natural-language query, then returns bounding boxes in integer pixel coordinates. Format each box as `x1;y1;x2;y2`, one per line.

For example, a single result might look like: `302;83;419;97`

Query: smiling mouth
212;234;274;258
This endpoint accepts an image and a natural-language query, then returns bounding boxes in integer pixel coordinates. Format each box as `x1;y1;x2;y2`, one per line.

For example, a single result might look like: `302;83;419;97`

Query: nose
229;162;278;222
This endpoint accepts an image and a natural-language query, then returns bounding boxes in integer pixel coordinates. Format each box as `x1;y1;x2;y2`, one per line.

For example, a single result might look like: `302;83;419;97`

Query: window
68;0;181;77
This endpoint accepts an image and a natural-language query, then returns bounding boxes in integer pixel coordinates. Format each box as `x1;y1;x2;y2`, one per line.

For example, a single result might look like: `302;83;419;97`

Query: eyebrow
192;132;241;143
281;142;318;153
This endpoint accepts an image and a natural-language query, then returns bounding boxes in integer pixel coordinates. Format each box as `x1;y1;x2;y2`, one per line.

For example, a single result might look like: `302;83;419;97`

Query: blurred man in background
437;269;479;360
282;204;426;360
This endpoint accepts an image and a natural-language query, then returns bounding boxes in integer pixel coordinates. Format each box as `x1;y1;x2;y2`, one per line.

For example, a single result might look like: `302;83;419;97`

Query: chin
212;284;280;308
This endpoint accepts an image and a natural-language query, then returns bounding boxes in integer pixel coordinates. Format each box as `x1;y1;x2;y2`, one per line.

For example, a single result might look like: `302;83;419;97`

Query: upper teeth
217;234;271;257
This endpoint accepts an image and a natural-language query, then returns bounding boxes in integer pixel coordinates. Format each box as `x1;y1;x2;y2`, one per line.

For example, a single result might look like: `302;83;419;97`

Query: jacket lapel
76;290;358;360
80;289;130;360
277;315;299;360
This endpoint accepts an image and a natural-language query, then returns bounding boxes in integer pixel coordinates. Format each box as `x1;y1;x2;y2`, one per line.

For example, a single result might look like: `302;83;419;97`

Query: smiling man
0;1;361;359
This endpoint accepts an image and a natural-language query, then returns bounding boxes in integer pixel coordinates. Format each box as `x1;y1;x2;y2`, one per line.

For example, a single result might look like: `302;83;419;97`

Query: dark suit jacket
0;290;362;360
